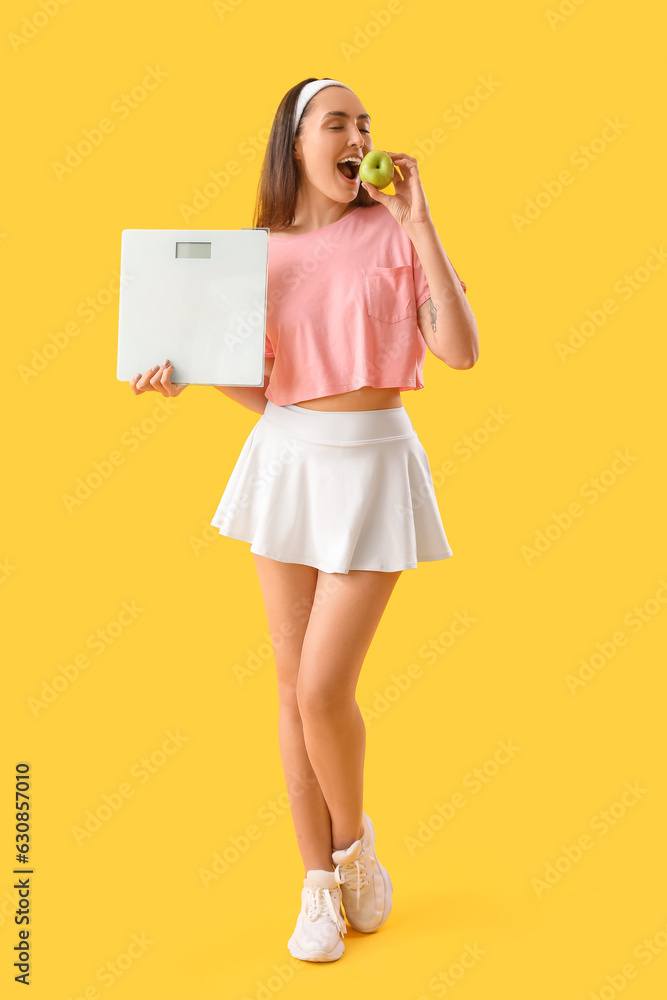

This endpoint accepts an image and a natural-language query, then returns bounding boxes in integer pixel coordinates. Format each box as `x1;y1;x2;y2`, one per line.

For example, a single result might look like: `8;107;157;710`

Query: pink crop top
263;203;466;406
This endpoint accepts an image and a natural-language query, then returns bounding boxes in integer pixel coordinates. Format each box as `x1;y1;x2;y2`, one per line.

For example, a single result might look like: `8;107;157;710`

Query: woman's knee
276;675;300;713
295;675;352;720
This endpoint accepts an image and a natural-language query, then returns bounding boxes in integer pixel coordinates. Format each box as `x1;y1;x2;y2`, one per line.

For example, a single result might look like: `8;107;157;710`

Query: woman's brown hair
252;77;376;233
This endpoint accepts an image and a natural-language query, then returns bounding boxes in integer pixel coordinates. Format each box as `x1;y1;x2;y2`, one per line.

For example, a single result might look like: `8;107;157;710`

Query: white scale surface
116;228;269;386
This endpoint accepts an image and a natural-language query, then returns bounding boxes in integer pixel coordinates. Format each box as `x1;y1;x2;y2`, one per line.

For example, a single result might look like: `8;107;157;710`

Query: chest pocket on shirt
362;265;417;325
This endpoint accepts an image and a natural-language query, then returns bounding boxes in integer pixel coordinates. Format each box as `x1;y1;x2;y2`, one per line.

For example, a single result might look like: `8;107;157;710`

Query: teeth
337;156;362;164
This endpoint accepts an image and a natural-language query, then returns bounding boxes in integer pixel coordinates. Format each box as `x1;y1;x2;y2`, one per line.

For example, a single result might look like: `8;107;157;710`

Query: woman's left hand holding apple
361;152;431;229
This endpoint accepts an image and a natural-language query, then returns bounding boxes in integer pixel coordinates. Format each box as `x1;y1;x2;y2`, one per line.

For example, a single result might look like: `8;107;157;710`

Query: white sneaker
332;811;393;933
287;868;347;962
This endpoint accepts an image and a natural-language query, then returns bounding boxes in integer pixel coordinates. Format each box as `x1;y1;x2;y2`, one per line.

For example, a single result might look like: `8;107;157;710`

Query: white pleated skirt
209;399;453;574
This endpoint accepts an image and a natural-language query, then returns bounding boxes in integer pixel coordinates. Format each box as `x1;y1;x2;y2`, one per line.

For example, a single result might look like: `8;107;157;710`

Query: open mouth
336;160;360;181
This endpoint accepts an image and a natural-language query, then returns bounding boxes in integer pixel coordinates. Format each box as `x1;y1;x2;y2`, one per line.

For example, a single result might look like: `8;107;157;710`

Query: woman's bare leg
296;568;402;852
251;553;337;874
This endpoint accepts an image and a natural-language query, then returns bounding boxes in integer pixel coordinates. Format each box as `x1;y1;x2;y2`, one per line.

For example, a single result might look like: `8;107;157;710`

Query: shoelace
334;853;377;907
306;881;347;937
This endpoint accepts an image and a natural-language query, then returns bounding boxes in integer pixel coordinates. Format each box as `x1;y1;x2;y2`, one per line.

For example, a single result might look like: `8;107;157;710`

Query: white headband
293;79;351;135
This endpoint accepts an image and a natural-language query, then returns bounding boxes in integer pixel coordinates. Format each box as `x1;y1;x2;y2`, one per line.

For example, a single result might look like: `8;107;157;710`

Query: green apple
358;150;395;189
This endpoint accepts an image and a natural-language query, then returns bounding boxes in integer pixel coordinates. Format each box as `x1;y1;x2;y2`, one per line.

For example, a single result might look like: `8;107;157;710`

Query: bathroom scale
116;227;270;386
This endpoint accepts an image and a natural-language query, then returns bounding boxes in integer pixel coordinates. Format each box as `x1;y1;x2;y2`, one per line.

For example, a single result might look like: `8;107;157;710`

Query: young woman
131;77;478;963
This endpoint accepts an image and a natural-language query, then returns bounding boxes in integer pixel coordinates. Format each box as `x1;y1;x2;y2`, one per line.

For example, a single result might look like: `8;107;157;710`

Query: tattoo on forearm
429;300;438;333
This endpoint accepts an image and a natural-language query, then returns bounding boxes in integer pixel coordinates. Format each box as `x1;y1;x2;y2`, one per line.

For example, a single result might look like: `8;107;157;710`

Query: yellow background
3;0;666;996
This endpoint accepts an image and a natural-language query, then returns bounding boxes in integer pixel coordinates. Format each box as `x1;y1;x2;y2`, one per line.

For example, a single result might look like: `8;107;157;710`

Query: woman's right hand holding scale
130;360;189;397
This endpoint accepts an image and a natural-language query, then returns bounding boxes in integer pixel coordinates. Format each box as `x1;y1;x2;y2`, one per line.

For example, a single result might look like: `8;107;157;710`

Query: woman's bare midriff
294;385;403;411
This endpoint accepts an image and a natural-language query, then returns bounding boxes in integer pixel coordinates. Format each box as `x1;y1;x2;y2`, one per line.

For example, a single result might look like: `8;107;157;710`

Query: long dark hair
252;78;376;232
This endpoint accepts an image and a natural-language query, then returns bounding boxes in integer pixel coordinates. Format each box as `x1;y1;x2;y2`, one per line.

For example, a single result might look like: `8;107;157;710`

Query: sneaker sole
342;812;394;933
287;933;345;962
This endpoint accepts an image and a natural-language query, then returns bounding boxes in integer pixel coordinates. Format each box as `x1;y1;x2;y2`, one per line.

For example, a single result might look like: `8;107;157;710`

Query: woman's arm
405;218;478;369
212;356;274;415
